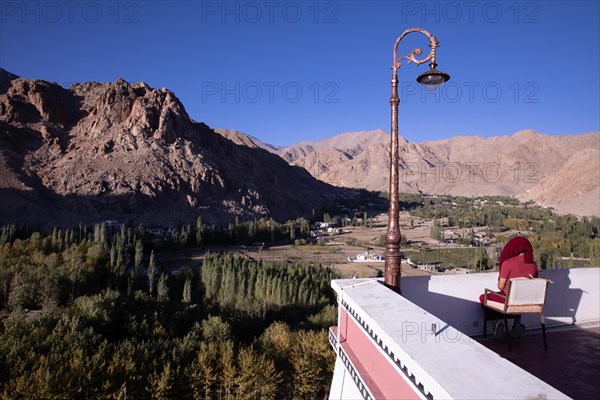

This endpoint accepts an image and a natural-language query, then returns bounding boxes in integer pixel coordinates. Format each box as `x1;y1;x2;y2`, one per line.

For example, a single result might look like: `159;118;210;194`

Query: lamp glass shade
416;68;450;89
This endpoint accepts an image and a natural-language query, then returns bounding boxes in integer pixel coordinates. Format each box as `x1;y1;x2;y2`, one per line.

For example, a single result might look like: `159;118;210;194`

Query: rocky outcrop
0;68;339;227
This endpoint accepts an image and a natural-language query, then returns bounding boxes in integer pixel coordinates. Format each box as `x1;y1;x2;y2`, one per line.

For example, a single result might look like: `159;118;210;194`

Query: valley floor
158;213;453;279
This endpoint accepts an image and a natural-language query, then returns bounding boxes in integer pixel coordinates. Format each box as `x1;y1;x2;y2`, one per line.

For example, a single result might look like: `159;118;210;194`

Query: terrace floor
480;323;600;400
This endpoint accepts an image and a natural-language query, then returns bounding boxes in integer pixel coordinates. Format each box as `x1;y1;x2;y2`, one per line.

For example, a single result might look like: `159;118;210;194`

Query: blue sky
1;1;599;146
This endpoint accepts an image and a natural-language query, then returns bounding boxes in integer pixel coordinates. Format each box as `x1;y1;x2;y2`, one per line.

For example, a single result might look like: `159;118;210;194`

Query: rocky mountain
0;68;340;227
272;129;600;216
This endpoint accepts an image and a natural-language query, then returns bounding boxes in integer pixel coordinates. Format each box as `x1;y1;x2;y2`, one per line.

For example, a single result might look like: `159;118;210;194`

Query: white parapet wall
328;278;571;400
400;267;600;335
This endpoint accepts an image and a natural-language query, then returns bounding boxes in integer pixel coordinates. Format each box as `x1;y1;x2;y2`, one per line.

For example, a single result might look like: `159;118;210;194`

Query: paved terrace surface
480;324;600;400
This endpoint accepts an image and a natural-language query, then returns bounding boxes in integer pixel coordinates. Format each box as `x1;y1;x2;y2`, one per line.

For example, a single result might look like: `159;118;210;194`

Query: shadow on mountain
0;68;351;228
0;182;338;229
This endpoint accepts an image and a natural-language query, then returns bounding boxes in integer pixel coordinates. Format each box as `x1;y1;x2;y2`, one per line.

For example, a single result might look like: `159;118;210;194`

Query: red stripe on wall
339;309;422;400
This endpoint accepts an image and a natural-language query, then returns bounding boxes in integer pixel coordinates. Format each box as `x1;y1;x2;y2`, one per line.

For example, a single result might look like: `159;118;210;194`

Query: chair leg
541;323;548;351
484;311;488;338
503;314;512;351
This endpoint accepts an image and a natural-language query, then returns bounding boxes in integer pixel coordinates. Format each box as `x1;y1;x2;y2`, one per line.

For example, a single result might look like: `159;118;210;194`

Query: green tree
189;342;218;400
291;330;334;398
196;217;204;245
64;244;84;303
235;346;281;400
590;238;600;267
157;273;169;302
258;321;293;379
430;219;442;241
219;340;237;400
148;250;157;294
182;278;192;304
148;363;175;400
134;239;143;272
201;316;231;342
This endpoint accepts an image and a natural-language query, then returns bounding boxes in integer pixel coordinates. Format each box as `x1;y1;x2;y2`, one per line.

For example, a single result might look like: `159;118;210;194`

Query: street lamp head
416;63;450;89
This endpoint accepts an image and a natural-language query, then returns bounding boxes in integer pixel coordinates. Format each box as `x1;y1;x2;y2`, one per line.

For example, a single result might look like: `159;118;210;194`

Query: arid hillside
272;129;600;216
0;68;341;227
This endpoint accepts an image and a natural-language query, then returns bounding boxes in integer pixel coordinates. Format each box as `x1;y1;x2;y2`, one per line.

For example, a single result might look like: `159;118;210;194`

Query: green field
405;246;489;269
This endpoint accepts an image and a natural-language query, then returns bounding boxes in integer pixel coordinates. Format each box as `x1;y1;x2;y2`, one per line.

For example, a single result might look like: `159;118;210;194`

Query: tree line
0;228;340;398
0;216;313;253
413;195;599;269
201;253;337;319
158;217;312;250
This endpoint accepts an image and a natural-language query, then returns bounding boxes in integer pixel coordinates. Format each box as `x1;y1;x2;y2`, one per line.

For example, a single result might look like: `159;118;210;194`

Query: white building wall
400;267;600;335
328;358;365;400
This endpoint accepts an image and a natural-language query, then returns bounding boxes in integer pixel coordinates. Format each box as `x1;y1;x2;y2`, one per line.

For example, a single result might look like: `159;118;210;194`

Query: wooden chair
483;277;549;351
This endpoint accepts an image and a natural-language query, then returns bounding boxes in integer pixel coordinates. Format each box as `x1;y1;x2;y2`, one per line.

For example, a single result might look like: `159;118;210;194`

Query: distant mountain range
0;68;341;227
262;129;599;216
1;67;597;228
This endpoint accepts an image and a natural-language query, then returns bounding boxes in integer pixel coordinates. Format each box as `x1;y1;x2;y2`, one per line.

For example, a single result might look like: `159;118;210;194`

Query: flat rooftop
330;269;600;399
480;323;600;400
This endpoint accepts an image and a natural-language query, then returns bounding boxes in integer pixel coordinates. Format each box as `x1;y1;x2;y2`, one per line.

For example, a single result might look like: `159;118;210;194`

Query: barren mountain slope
421;130;600;197
518;148;600;216
272;128;600;216
0;69;339;227
276;129;445;193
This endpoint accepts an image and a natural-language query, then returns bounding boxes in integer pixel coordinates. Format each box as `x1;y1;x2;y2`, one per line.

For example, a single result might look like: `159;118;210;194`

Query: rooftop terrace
329;267;600;399
481;323;600;400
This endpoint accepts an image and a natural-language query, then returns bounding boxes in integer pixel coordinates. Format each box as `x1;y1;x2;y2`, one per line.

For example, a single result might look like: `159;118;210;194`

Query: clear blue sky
1;1;599;146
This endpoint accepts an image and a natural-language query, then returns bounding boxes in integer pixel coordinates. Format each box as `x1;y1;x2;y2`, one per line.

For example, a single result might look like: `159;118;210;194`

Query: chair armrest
483;288;506;305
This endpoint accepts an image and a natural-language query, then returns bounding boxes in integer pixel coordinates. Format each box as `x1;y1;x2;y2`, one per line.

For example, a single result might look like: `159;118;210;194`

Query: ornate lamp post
385;28;450;293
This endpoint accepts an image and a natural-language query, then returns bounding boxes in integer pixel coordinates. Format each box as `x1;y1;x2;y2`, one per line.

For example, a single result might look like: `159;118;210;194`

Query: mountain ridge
0;68;341;227
248;128;600;216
